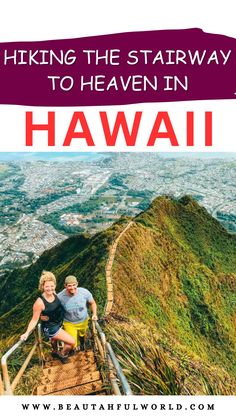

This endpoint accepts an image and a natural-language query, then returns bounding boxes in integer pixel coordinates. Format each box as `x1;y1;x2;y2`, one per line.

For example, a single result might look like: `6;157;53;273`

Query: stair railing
1;320;132;396
0;372;4;395
0;324;43;395
92;320;132;395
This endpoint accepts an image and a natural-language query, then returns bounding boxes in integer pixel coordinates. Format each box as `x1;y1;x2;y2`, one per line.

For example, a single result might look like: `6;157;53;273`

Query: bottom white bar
0;395;235;419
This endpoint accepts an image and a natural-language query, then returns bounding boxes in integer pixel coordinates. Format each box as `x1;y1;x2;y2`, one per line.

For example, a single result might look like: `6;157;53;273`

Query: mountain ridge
0;196;235;394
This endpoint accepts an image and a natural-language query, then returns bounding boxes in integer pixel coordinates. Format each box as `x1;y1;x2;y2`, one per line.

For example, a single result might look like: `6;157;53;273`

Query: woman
20;271;75;363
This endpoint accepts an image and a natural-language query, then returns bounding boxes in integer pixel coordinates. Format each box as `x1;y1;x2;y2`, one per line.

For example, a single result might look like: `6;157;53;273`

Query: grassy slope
106;196;236;394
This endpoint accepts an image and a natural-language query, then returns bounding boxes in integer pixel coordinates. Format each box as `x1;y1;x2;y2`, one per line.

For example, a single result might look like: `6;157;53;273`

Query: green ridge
107;196;236;394
0;196;235;395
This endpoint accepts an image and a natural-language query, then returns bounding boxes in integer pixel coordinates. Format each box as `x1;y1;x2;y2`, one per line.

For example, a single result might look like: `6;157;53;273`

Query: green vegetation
107;196;236;394
39;196;122;234
127;189;153;210
0;196;235;395
39;212;84;235
109;174;129;189
106;320;235;395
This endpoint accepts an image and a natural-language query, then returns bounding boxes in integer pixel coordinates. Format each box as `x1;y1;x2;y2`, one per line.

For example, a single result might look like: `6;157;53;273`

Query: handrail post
35;324;44;365
94;321;132;395
0;372;4;395
95;321;106;347
11;344;37;392
107;354;121;395
1;363;13;395
1;325;43;395
1;341;23;395
106;342;133;395
92;320;105;360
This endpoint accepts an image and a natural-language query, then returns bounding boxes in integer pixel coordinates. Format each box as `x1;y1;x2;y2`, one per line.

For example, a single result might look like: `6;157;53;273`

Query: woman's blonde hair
38;271;57;292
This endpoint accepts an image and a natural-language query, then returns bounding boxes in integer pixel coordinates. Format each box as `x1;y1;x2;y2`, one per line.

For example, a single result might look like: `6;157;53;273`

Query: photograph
0;152;235;396
0;1;235;418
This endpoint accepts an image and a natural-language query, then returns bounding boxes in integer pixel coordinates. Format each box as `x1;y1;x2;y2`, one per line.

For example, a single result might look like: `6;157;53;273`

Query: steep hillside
0;196;235;395
106;196;236;394
0;217;128;342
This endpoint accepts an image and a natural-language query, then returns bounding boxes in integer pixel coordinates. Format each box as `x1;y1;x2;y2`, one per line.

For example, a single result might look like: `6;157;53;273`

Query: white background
1;0;236;41
0;1;235;417
0;0;236;152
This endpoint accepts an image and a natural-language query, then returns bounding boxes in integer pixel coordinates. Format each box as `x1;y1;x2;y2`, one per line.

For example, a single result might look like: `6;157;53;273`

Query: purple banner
0;28;236;106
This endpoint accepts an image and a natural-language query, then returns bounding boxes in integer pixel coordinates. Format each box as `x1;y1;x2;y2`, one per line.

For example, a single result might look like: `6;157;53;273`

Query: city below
0;153;235;275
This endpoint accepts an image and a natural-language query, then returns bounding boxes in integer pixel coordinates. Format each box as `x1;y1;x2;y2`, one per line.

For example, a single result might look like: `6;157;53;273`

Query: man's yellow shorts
63;318;89;347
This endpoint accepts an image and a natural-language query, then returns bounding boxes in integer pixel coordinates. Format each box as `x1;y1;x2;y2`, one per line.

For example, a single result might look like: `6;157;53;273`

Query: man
57;275;98;351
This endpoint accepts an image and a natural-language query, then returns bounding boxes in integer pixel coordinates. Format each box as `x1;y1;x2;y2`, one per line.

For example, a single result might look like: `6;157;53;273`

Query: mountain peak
0;196;235;394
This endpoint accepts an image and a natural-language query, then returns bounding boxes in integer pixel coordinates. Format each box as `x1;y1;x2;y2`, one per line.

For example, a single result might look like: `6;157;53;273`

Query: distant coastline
0;152;104;161
0;151;235;162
